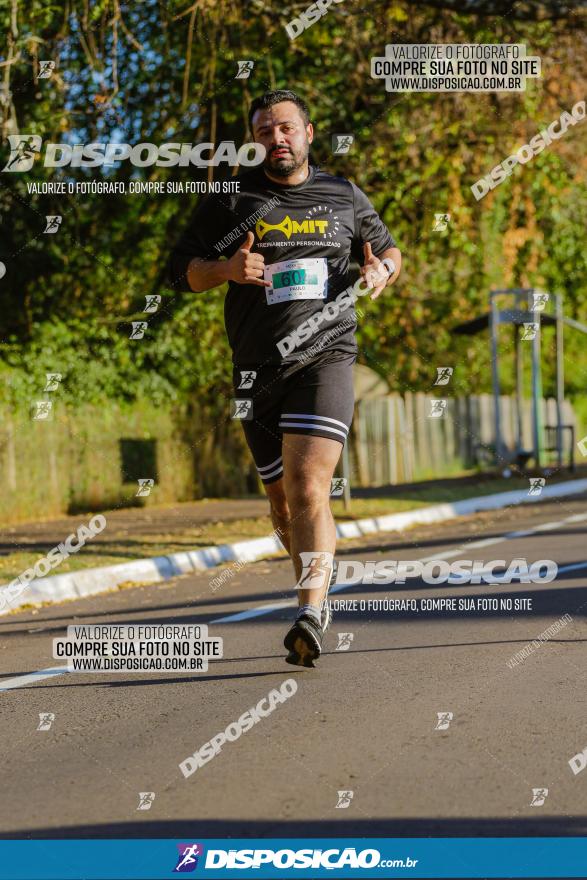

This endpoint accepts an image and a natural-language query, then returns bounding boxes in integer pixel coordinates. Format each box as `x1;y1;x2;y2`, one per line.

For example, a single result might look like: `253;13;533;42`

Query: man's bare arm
377;246;402;286
186;257;231;293
361;243;402;300
186;230;270;292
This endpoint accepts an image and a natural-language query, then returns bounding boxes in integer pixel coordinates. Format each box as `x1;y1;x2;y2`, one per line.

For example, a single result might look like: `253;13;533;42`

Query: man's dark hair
248;90;310;131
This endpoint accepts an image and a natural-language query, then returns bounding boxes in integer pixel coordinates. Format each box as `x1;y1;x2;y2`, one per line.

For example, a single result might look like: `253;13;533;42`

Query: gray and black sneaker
285;564;337;667
284;614;324;668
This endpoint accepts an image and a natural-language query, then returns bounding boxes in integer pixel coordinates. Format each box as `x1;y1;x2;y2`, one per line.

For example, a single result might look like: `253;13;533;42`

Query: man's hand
360;242;394;300
226;231;270;288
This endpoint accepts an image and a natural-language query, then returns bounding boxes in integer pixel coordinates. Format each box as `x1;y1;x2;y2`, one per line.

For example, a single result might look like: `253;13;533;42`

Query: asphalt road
0;493;586;840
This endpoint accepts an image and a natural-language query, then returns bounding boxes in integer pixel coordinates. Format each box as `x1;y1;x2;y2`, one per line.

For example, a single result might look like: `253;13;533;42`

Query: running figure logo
136;478;154;497
434;367;453;386
174;843;204;872
330;477;347;497
231;399;253;420
335;790;354;809
521;323;539;341
435;711;453;730
44;373;62;392
38;60;56;79
2;135;42;172
144;294;161;313
32;401;53;420
530;788;549;806
130;321;148;340
236;60;254;79
429;399;447;418
528;477;545;496
37;712;55;731
335;632;354;652
238;370;257;390
136;792;155;811
332;134;354;154
432;213;450;232
44;215;62;234
297;552;333;591
531;293;549;312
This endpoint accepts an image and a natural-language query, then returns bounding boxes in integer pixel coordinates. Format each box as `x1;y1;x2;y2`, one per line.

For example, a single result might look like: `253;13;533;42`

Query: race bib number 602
264;258;328;305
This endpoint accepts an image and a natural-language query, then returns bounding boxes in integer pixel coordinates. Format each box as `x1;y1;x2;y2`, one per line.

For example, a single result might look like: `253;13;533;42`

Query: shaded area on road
2;815;585;838
1;577;585;643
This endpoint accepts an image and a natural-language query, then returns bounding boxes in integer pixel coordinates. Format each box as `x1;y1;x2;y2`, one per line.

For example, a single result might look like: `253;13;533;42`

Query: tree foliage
0;0;586;409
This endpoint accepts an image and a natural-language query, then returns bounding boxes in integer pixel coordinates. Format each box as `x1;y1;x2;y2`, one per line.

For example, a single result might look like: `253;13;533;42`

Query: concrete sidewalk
2;471;582;553
1;497;270;550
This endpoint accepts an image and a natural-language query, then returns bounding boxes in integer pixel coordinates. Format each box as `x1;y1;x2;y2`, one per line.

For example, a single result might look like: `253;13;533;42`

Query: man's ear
306;122;314;145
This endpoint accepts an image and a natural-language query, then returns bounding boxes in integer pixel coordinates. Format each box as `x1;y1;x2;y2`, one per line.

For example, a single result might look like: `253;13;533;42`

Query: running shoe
284;613;324;668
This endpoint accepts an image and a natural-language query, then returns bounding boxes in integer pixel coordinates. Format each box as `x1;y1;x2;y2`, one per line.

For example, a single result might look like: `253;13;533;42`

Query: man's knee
285;473;330;513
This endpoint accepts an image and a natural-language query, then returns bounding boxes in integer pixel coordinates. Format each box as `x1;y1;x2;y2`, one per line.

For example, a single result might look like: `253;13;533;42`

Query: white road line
1;512;583;694
564;513;587;523
211;600;294;624
467;537;507;549
506;519;569;539
418;548;466;562
0;666;68;692
211;514;583;625
531;521;567;532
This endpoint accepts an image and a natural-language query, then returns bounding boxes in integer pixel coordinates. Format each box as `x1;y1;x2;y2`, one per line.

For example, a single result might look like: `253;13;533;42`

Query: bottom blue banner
0;838;585;879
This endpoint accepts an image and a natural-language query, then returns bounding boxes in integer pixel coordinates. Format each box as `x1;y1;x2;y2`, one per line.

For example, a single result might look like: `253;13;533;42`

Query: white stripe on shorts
279;420;348;440
257;455;283;474
280;413;349;431
258;464;284;481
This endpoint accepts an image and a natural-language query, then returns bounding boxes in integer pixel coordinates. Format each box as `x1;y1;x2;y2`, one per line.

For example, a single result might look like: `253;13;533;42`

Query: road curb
2;478;587;616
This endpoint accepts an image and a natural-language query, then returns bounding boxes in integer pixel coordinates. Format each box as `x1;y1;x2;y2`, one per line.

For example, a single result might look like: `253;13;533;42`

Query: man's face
251;100;313;177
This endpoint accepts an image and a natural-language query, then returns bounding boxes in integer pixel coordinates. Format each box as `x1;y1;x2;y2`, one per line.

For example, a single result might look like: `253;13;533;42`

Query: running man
168;89;401;667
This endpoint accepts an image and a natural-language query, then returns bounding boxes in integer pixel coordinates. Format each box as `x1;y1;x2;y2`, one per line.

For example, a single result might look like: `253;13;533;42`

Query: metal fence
349;393;576;486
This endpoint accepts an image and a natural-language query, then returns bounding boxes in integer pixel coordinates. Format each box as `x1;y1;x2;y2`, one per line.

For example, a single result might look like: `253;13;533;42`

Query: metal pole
515;323;523;455
530;305;543;469
490;294;503;466
555;293;564;469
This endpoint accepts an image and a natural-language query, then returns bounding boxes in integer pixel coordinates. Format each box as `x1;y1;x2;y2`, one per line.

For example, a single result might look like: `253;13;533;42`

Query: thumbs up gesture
226;230;270;288
360;241;389;300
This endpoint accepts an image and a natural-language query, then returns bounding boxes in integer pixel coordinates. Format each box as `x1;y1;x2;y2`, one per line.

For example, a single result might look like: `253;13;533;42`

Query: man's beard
264;143;309;177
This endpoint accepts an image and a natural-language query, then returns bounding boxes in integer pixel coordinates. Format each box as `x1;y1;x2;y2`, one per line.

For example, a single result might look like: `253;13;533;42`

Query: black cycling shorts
232;351;356;485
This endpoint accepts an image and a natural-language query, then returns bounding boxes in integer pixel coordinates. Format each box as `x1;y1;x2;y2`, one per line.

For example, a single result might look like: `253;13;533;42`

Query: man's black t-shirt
168;165;395;366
